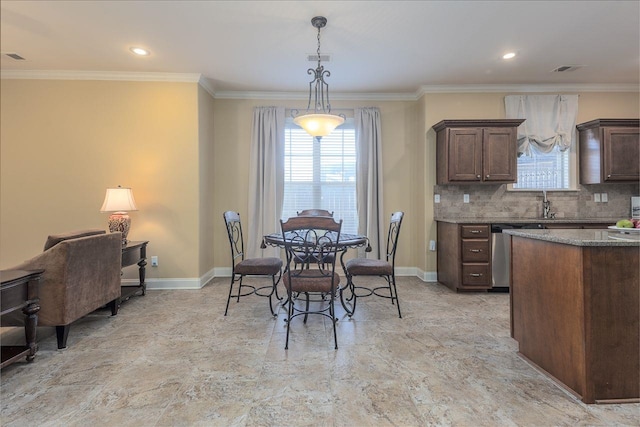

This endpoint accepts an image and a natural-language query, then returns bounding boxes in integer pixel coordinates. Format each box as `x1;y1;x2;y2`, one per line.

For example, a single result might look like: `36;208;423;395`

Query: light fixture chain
316;25;322;69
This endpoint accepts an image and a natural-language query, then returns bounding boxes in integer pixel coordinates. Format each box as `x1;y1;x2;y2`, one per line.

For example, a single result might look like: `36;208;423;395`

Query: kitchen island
505;228;639;404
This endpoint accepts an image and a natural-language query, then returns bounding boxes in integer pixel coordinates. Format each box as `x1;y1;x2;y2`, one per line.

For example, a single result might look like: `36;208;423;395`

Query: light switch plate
601;193;608;203
434;194;440;203
463;194;470;203
594;193;601;203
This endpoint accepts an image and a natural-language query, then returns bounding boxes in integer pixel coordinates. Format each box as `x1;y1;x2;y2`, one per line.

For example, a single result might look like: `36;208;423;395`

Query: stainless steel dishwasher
491;223;543;289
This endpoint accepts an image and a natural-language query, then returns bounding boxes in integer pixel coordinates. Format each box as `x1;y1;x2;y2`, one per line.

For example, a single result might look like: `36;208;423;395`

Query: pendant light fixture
293;16;345;140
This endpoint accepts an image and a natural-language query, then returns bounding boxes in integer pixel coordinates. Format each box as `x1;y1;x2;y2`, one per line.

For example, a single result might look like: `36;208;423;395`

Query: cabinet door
603;127;640;181
447;129;482;182
483;127;517;182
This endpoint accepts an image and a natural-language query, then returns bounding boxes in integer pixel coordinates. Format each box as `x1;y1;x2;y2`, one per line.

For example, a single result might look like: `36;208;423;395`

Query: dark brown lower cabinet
437;222;491;291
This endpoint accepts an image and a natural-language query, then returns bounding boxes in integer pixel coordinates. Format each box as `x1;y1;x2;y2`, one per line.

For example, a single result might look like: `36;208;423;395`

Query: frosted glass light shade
100;187;138;213
293;113;345;137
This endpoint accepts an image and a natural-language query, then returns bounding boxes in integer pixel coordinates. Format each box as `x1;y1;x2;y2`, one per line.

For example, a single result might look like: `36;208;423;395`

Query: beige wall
0;79;203;280
212;98;421;271
1;78;637;282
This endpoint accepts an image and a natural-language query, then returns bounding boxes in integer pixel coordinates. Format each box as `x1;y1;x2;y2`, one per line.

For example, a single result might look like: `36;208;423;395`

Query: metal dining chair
280;215;343;349
343;211;405;318
223;211;283;316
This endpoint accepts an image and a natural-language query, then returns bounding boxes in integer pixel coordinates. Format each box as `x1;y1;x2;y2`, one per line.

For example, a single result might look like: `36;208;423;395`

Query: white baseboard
396;267;438;283
135;266;438;290
123;266;217;290
123;277;202;290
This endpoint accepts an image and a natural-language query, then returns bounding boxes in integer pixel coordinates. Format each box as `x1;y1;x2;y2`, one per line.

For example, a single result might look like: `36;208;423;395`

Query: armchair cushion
43;229;105;251
12;231;122;327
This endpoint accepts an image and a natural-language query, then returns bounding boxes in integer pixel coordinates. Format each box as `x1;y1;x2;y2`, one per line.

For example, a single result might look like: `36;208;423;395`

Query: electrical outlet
151;256;158;267
429;240;436;251
594;193;601;203
434;194;440;203
601;193;608;203
463;194;470;203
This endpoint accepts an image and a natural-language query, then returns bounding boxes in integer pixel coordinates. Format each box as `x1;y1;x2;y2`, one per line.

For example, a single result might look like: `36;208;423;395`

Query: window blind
283;119;358;233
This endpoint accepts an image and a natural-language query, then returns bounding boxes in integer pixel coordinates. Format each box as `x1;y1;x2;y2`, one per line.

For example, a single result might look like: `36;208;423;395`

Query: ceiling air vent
307;54;330;62
551;65;582;72
4;53;26;60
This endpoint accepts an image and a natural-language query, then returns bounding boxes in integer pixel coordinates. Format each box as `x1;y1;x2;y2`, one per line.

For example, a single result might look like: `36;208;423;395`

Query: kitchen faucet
542;190;555;219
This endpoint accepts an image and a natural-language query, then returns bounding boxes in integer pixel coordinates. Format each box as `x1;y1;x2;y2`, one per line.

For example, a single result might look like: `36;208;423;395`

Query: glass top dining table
261;231;371;272
262;232;369;250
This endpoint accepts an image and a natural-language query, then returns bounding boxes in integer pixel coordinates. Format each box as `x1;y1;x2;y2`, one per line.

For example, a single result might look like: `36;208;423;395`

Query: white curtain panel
505;94;579;156
247;106;285;258
355;107;385;259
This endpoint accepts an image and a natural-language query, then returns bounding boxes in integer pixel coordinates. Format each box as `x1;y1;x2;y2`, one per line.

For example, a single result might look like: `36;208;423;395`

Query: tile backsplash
433;183;639;219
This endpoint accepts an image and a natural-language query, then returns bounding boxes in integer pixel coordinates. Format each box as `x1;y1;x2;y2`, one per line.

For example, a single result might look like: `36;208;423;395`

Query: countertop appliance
491;223;543;290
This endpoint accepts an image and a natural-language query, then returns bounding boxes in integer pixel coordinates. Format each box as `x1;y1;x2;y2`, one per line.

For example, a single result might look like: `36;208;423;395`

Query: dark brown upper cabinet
577;119;640;184
433;119;524;184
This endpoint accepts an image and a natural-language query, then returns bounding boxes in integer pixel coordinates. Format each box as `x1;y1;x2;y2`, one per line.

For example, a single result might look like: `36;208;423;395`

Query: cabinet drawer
462;240;490;262
460;225;489;239
462;264;490;286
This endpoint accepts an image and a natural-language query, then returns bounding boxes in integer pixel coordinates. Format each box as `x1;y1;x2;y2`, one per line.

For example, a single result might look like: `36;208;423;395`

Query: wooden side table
120;241;149;303
1;269;43;368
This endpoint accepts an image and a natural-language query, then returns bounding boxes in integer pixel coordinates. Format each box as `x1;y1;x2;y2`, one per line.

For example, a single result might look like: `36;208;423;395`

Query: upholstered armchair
9;230;122;349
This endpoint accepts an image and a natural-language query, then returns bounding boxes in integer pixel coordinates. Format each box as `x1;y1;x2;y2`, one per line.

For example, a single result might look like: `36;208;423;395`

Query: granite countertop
504;228;640;247
434;217;619;225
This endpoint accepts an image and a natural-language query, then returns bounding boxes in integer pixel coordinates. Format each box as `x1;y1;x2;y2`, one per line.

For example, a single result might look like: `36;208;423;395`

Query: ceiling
1;1;639;97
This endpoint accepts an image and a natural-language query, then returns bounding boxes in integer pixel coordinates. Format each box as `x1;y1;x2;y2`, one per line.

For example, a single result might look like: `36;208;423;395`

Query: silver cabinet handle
476;175;481;179
470;230;481;234
486;175;490;178
470;273;483;277
469;249;482;253
607;174;611;178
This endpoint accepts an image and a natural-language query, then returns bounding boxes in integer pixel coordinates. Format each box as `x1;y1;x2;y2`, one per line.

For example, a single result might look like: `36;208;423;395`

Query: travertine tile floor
2;276;639;426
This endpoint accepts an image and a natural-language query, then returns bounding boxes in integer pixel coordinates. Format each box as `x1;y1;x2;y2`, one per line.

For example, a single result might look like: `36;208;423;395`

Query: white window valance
505;95;579;157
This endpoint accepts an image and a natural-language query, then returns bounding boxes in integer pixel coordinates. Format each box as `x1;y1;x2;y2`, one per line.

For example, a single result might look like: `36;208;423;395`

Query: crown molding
417;83;640;95
212;90;418;101
0;69;202;83
2;70;637;98
197;75;216;98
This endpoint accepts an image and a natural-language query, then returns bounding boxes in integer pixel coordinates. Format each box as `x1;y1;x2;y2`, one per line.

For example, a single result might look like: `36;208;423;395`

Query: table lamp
100;186;138;245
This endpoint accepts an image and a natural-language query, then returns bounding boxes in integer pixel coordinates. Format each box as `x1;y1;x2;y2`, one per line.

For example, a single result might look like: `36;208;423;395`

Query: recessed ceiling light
130;47;150;56
503;52;516;59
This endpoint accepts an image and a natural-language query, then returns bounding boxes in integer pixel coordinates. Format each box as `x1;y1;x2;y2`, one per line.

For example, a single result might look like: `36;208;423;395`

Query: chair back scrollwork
223;211;245;265
386;211;404;265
